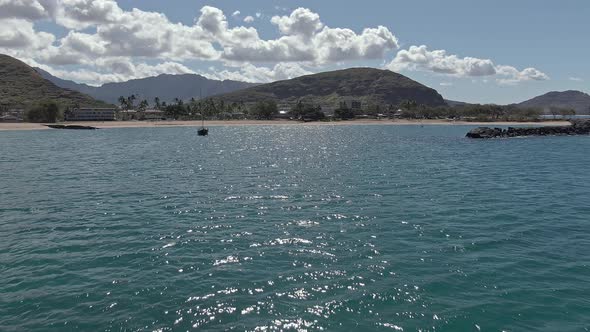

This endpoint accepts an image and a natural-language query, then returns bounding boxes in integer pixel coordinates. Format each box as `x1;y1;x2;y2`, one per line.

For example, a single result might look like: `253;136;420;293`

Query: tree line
331;99;571;122
117;95;280;120
19;94;573;123
116;94;577;122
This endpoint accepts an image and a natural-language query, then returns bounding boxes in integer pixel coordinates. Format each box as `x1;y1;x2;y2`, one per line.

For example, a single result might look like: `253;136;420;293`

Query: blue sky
1;0;588;104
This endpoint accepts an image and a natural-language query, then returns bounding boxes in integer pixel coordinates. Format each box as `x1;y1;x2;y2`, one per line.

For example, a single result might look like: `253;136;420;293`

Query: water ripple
1;126;589;331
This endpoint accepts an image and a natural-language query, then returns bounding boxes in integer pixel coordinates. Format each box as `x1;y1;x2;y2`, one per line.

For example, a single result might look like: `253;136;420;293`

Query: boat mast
200;88;204;128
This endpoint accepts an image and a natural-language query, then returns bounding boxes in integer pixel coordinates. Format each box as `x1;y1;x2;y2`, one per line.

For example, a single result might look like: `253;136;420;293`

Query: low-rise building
142;109;165;120
275;110;291;119
0;114;23;122
339;99;363;111
393;109;405;118
65;108;117;121
118;110;138;121
0;108;25;122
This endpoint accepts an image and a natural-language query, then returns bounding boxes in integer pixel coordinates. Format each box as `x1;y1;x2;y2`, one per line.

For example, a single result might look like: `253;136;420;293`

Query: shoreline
0;119;571;131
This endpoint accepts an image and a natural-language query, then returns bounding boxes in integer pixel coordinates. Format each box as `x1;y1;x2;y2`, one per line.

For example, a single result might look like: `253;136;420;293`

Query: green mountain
0;54;108;108
518;90;590;114
35;68;258;105
445;99;476;107
213;68;447;108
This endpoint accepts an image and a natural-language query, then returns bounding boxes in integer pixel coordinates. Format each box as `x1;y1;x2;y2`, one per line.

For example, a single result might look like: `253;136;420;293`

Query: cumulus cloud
495;65;550;85
38;31;104;65
0;0;50;20
388;45;548;84
39;59;195;85
40;6;220;64
201;63;313;83
55;0;123;29
314;26;398;63
1;3;399;80
388;45;495;76
271;8;323;37
0;2;547;88
223;10;398;64
0;18;54;50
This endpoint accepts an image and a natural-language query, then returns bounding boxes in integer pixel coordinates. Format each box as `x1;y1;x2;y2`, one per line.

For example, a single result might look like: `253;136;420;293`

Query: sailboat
197;90;208;136
198;114;208;136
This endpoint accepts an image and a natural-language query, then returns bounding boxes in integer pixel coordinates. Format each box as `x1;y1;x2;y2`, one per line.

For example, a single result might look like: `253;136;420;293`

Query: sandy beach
0;119;571;131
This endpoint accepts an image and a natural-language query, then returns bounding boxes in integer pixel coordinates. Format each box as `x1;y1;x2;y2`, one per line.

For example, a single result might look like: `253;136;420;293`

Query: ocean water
1;125;589;332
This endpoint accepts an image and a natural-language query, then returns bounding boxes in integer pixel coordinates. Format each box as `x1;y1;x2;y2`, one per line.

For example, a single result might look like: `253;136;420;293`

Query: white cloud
313;25;398;63
54;0;123;29
388;45;548;85
201;63;313;83
271;8;323;37
1;3;399;79
388;45;495;76
39;59;195;86
197;5;229;36
224;10;398;64
0;2;547;89
0;0;50;20
0;18;54;50
48;6;219;62
440;82;453;86
39;31;104;65
569;76;583;82
495;65;550;85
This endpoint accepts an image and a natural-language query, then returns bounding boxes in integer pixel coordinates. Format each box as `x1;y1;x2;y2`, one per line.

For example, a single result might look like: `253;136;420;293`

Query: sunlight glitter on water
1;126;590;331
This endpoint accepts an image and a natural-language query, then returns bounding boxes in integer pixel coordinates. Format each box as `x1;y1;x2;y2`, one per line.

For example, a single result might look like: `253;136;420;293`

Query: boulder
466;120;590;139
571;119;590;132
466;127;504;139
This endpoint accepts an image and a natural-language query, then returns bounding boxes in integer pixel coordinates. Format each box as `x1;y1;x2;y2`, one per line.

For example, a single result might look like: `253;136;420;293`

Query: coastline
0;119;571;131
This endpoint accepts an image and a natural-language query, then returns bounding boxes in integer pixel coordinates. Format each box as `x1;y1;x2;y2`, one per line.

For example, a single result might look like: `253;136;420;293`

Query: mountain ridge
213;67;447;108
0;54;108;108
36;69;258;105
517;90;590;114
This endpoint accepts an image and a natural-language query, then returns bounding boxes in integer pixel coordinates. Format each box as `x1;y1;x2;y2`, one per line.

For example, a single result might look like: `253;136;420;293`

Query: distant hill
34;68;97;94
518;90;590;114
0;54;108;108
36;69;258;105
213;68;447;108
444;99;477;107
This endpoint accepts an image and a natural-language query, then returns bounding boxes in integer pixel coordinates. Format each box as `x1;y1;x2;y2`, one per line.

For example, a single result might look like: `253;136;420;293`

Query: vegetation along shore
1;54;588;127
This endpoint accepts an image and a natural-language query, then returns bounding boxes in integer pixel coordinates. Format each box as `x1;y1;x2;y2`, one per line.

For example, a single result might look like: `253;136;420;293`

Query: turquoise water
1;125;589;331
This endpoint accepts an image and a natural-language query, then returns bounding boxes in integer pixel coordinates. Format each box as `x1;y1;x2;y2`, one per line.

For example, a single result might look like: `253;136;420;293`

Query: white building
0;114;22;122
0;108;25;122
65;108;117;121
118;110;138;121
142;109;165;120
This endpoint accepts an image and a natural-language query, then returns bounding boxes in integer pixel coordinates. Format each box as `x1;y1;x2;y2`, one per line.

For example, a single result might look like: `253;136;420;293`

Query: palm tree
154;97;161;110
118;96;127;110
127;94;137;110
138;100;149;112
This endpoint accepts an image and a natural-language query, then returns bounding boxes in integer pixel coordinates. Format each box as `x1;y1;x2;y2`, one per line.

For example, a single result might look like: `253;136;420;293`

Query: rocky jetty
45;124;98;130
466;119;590;139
